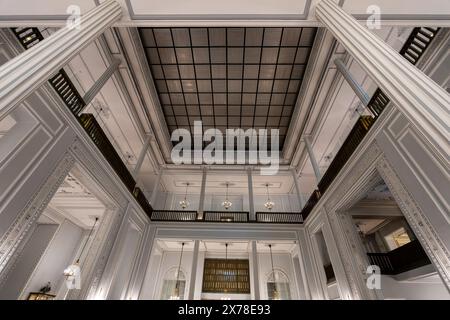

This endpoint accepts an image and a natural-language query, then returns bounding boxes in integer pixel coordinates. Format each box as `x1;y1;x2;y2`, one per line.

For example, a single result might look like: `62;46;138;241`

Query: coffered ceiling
139;27;317;150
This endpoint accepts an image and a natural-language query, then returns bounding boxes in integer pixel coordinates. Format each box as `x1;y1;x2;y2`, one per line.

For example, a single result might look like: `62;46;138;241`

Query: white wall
140;246;300;300
0;224;57;299
380;275;450;300
257;252;299;300
20;220;84;299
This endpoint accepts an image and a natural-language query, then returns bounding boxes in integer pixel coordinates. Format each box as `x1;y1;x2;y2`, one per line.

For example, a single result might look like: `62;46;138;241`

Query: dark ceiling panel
139;27;317;150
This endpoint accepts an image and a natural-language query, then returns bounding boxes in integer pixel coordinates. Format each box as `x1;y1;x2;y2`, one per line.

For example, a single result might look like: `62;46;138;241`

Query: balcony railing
256;212;303;224
318;116;374;195
150;210;198;222
79;114;136;193
11;28;155;219
300;27;440;222
367;240;431;275
11;28;87;116
300;189;321;221
203;211;249;223
133;187;152;218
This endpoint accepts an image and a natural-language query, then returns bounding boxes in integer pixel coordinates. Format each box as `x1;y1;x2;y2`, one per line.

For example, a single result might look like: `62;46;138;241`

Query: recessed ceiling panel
139;27;317;150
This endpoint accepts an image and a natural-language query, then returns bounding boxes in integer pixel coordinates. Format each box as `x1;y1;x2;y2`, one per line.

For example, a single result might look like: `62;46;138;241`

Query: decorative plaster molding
377;155;450;288
0;152;75;284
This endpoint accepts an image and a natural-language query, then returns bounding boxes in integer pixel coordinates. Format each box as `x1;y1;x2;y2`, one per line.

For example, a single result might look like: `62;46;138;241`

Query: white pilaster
251;241;260;299
198;167;207;217
150;169;163;208
247;167;255;221
316;0;450;158
0;0;122;121
291;168;305;210
83;58;121;107
303;136;322;183
334;58;370;106
188;240;200;299
133;134;153;179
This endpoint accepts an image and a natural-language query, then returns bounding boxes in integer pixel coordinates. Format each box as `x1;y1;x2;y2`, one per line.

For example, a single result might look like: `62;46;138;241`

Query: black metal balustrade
133;187;152;218
367;88;390;118
317;116;375;195
256;212;303;224
203;211;249;223
298;28;441;223
79;114;136;193
150;210;198;222
49;70;86;116
299;190;321;221
400;27;440;66
11;28;87;116
367;240;431;275
11;27;156;217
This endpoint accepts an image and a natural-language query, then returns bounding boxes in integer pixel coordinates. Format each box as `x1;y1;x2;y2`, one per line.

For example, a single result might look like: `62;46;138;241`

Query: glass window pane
228;47;244;64
159;48;177;64
281;28;301;46
175;48;193;63
190;28;208;46
209;28;226;46
227;28;245;46
228;65;243;79
278;47;296;64
179;65;195;79
263;28;282;46
172;28;190;46
153;29;173;46
259;65;276;79
261;47;279;64
195;65;211;79
211;65;226;78
245;28;263;46
210;47;226;63
193;48;209;63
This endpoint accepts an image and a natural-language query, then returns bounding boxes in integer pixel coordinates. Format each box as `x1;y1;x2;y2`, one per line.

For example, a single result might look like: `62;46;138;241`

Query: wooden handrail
79;114;136;193
367;240;431;275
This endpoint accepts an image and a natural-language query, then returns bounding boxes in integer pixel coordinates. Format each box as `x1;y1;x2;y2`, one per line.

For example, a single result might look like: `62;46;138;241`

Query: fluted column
251;241;260;299
82;58;121;108
198;167;207;218
133;134;153;179
247;167;255;221
291;168;305;210
150;169;163;208
0;0;122;121
188;240;200;299
334;58;370;106
303;136;321;183
316;0;450;157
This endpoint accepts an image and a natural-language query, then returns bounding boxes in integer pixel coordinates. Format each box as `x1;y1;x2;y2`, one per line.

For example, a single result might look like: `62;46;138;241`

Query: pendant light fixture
222;182;232;210
63;217;99;290
221;243;231;300
269;244;280;300
179;183;190;209
264;183;275;210
170;242;185;300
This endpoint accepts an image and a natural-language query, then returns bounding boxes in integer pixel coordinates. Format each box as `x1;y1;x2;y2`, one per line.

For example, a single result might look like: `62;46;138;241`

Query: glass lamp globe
179;199;190;209
222;200;232;210
264;200;275;210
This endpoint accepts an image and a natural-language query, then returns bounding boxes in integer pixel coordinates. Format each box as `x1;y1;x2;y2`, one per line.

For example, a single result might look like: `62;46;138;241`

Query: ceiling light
179;183;190;209
170;242;185;300
264;183;274;210
222;182;232;210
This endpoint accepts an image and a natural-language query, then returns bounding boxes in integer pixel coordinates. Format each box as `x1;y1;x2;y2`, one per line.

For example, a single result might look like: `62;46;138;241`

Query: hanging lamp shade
222;183;232;210
264;183;275;210
170;242;185;300
179;183;190;209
